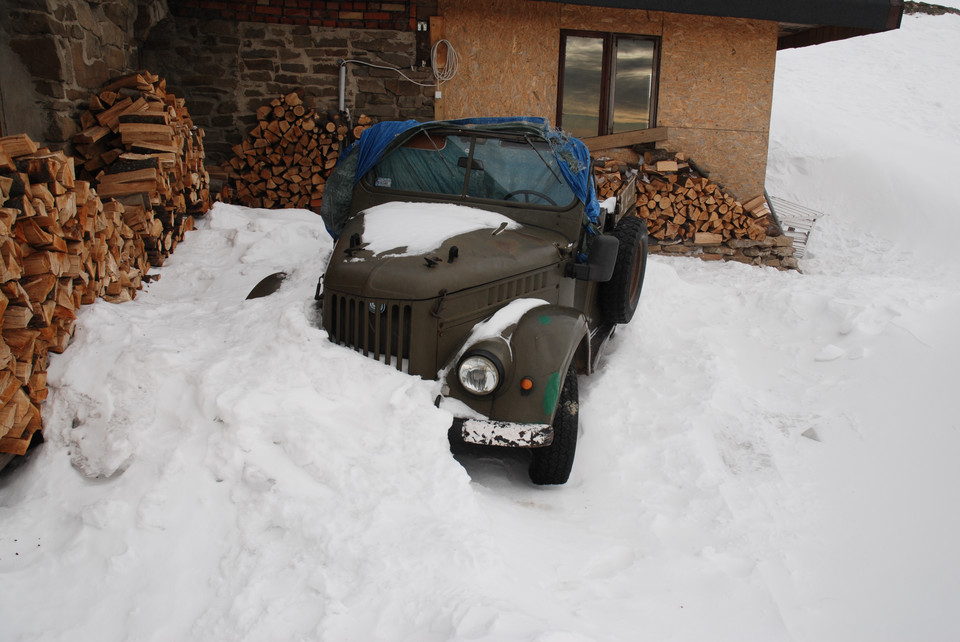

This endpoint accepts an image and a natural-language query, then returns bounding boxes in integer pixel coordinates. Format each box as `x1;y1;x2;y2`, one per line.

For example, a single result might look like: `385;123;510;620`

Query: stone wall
0;0;167;146
0;0;433;167
141;0;437;167
141;17;434;166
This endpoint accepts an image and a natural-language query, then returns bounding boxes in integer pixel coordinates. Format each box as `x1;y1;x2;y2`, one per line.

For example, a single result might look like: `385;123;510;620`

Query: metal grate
485;271;550;306
767;195;820;259
329;294;412;371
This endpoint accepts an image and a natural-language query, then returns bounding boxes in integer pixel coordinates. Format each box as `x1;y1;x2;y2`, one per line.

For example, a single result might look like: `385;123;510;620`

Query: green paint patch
542;371;561;415
538;315;552;325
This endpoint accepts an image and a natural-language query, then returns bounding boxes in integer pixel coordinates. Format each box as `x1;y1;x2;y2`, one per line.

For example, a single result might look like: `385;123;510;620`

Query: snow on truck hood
357;202;520;258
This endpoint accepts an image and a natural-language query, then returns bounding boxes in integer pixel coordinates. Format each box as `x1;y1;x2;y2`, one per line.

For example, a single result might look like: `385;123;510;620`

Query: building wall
0;0;167;145
1;0;776;197
142;1;437;165
658;13;778;200
432;0;560;122
435;0;777;199
0;0;435;164
168;0;416;29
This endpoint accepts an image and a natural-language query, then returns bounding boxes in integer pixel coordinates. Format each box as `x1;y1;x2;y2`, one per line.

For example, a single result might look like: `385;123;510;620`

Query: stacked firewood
593;152;797;270
220;92;373;210
594;159;630;201
0;133;159;454
71;70;209;266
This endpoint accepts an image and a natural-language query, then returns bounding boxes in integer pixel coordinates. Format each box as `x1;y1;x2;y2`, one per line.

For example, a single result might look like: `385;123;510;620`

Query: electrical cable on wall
339;39;458;117
429;39;457;98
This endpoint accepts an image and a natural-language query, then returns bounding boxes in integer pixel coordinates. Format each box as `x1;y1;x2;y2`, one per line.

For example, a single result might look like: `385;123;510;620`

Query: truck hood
323;204;566;300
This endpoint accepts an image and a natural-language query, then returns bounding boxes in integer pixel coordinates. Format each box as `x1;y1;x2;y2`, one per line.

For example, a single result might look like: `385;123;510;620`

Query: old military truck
317;118;647;485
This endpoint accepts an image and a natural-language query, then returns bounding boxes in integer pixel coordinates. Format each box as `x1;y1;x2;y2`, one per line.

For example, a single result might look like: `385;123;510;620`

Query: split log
71;70;210;267
592;150;793;270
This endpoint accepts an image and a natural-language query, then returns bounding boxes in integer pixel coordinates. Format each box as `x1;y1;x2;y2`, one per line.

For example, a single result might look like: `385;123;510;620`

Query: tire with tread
529;365;579;485
599;216;648;324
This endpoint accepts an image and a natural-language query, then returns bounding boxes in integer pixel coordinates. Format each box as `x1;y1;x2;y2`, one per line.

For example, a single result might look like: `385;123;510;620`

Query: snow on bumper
454;417;553;448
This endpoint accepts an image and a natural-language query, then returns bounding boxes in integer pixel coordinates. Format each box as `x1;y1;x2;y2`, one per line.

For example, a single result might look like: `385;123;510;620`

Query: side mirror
565;235;619;282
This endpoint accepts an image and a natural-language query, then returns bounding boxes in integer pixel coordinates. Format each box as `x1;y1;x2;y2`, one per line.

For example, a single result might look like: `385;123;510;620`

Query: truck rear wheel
529;365;579;485
599;216;648;324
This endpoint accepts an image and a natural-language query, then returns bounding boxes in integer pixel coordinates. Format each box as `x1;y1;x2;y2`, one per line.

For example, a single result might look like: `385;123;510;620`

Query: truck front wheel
529;366;579;485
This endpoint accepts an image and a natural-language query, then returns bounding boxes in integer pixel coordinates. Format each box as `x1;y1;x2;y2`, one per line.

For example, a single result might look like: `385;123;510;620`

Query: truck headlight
457;353;503;395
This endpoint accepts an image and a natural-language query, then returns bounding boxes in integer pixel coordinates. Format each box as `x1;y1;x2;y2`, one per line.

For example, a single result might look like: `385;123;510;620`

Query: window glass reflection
561;36;603;138
559;31;657;137
613;38;654;133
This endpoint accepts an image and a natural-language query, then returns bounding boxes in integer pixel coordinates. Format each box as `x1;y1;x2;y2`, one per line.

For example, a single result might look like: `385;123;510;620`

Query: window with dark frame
557;31;659;139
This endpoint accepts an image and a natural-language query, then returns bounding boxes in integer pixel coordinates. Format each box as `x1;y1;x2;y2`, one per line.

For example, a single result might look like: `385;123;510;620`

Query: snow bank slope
0;207;490;640
767;11;960;274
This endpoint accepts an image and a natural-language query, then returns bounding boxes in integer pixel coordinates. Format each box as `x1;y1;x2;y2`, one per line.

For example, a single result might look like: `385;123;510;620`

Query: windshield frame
358;127;579;212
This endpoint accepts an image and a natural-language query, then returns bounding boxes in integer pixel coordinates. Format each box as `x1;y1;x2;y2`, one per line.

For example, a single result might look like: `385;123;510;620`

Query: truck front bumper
452;417;553;448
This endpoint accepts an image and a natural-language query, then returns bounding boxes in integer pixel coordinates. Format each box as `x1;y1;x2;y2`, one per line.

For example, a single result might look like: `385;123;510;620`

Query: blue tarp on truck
320;117;599;239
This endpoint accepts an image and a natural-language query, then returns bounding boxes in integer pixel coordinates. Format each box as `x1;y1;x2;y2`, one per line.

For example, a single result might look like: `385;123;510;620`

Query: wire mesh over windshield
368;133;577;208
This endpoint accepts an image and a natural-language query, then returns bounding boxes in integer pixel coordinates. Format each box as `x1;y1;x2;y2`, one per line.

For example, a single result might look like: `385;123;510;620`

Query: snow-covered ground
2;9;960;642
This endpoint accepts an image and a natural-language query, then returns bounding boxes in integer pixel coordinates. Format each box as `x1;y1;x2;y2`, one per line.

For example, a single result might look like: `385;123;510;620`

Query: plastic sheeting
350;119;421;184
318;151;358;240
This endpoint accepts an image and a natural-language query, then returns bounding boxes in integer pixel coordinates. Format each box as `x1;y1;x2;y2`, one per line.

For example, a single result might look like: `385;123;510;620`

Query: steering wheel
503;189;558;206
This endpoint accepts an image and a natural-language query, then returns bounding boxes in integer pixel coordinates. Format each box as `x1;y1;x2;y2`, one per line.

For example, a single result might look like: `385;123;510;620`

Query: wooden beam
581;127;669;152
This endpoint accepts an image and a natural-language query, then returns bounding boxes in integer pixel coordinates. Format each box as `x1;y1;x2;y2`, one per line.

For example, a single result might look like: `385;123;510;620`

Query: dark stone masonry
141;18;434;165
0;0;167;143
1;0;435;168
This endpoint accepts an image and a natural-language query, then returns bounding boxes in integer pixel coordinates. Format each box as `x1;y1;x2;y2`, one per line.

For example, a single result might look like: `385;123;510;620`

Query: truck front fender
444;304;589;428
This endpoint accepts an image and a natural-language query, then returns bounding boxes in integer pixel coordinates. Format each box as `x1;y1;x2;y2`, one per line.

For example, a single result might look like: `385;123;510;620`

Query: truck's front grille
328;294;412;372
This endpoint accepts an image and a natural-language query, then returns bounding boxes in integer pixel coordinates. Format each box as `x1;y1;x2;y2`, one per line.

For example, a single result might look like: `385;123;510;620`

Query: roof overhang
542;0;904;48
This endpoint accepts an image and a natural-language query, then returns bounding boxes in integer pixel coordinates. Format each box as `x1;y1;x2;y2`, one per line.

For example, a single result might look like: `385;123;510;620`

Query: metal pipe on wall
338;59;346;113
